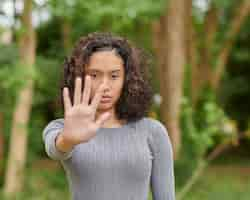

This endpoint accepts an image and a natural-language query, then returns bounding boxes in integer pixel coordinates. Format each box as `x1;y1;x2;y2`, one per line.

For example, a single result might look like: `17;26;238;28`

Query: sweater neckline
99;121;130;131
98;117;145;131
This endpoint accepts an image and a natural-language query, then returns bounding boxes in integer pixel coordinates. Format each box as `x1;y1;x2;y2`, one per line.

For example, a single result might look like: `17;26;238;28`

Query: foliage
46;0;166;46
219;17;250;131
0;43;63;163
36;17;66;58
0;167;69;199
1;0;250;198
48;0;166;23
175;87;237;186
212;0;235;9
0;44;20;127
27;56;63;160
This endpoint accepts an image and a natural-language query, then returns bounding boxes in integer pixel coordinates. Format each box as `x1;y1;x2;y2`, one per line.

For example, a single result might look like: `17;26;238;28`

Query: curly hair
59;32;154;123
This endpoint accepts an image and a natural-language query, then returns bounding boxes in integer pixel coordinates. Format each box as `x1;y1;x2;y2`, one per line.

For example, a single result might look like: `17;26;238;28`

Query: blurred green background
0;0;250;199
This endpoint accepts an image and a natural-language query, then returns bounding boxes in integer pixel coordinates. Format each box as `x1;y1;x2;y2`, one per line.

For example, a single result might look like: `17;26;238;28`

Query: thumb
95;112;111;127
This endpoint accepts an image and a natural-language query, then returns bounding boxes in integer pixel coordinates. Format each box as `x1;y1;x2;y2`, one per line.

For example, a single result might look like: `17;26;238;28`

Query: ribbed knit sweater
42;117;175;200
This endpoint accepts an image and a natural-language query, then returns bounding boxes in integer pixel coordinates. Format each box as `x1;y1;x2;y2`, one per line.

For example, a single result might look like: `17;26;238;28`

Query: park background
0;0;250;199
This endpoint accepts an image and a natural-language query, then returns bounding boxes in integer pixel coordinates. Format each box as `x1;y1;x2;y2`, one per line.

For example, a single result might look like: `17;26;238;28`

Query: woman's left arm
147;118;176;200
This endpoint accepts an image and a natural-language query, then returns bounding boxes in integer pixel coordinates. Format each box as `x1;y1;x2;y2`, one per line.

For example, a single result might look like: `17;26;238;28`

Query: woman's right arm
42;118;75;161
42;76;112;161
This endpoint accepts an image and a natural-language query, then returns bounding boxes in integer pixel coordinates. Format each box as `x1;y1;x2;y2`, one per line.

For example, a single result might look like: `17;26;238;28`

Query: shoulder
142;117;172;152
140;117;168;135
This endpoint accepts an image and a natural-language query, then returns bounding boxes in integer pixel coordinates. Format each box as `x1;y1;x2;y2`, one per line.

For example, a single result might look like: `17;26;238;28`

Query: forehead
86;50;124;72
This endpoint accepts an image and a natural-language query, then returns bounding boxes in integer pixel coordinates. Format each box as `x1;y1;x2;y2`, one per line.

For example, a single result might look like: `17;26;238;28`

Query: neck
96;108;125;128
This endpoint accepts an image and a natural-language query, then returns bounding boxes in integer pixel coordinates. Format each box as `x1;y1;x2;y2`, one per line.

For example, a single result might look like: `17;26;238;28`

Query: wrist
55;132;74;153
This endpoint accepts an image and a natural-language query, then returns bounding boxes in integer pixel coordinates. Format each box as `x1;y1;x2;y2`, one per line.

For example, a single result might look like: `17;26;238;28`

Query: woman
43;32;175;200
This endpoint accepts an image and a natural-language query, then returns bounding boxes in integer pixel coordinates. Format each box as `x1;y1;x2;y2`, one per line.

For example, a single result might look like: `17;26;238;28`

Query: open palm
61;75;111;146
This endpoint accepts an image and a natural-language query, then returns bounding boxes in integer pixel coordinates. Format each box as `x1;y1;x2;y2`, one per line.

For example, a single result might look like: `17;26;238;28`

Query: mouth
101;96;111;103
102;95;111;98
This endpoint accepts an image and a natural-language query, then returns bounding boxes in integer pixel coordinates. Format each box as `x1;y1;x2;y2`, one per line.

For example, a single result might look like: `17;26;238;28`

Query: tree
3;0;36;196
152;0;186;159
211;0;250;90
191;0;250;103
152;0;250;159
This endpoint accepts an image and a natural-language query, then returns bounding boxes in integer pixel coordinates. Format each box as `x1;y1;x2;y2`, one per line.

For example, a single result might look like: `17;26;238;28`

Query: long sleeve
147;118;176;200
42;118;75;161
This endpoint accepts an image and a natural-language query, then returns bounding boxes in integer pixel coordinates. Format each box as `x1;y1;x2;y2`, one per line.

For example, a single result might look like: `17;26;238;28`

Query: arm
147;118;176;200
42;119;75;161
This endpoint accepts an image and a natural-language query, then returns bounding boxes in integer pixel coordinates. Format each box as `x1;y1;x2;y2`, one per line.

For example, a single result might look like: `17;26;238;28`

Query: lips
101;96;111;102
102;95;111;98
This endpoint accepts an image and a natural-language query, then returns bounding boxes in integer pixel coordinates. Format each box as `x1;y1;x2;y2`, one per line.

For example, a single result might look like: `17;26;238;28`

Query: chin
98;103;113;111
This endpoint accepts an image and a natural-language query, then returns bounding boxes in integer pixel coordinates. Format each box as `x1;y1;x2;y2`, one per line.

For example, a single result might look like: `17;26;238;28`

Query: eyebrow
87;69;121;73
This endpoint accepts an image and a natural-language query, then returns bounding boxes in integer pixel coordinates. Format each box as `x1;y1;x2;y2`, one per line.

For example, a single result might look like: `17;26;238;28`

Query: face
85;50;125;113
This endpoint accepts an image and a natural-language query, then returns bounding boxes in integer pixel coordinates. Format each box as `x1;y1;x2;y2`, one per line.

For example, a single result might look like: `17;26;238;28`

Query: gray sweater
42;117;175;200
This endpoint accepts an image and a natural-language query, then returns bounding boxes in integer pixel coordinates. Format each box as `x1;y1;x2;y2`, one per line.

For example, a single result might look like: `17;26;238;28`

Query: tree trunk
152;15;167;99
152;0;186;159
192;4;219;105
162;0;186;159
3;0;36;196
184;0;199;106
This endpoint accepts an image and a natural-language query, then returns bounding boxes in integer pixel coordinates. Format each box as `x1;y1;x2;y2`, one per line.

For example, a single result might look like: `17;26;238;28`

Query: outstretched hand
61;75;111;146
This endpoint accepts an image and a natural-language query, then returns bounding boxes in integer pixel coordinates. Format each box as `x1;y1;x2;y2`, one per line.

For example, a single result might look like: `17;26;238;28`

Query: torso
61;117;153;200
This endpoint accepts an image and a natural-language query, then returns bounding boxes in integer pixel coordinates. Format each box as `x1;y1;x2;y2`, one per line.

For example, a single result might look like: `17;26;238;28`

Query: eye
112;75;119;79
90;74;97;78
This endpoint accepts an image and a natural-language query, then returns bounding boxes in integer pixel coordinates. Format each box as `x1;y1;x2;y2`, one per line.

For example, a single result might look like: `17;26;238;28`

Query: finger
81;75;91;105
95;112;111;127
90;83;105;111
74;77;82;106
63;87;72;114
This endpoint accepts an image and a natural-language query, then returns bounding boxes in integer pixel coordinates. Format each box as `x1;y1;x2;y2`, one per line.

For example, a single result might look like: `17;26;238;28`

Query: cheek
114;80;124;97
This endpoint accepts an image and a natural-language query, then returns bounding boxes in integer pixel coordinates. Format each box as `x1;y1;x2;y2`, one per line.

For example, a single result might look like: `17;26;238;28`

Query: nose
101;77;111;93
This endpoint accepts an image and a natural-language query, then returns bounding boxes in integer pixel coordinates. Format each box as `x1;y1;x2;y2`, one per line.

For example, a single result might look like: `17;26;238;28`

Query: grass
184;147;250;200
1;154;250;200
185;166;250;200
0;162;70;200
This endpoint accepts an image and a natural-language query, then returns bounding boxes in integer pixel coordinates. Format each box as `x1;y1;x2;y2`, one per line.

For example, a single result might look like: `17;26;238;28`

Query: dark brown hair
59;32;154;123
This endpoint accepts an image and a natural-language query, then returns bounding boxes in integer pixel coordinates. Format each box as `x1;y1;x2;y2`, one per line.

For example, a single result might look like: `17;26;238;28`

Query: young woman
43;32;175;200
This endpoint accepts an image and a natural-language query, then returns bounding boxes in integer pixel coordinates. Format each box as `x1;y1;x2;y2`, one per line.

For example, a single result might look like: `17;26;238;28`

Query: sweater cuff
46;129;75;161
